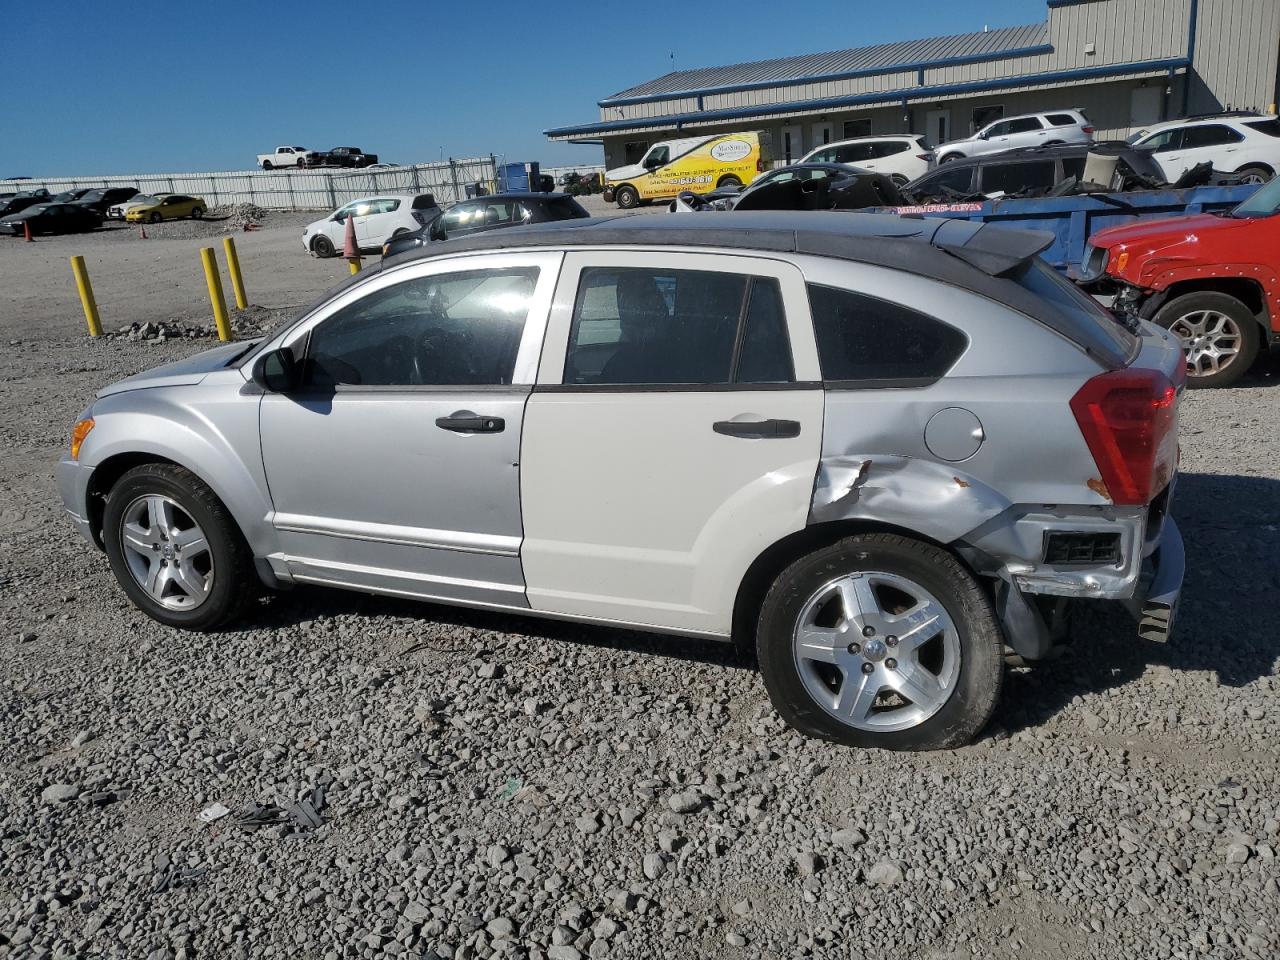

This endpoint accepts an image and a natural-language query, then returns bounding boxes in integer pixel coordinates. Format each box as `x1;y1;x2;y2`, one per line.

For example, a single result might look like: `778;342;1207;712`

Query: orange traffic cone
343;214;361;273
23;221;33;242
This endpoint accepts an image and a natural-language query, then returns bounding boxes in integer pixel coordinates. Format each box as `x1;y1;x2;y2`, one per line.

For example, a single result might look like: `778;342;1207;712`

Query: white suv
1127;114;1280;183
303;194;441;257
801;135;932;184
935;109;1093;164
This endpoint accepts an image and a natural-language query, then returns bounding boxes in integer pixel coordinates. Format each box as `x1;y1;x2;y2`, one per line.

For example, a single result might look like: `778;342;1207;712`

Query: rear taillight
1070;369;1178;505
917;153;933;161
756;159;765;172
1082;125;1094;136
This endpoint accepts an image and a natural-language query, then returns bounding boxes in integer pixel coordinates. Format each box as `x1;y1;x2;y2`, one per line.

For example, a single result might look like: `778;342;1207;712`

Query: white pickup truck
257;146;313;170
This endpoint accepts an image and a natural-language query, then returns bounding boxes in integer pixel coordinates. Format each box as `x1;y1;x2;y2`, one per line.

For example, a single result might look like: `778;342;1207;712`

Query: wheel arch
1151;276;1272;332
730;518;961;662
1234;161;1274;176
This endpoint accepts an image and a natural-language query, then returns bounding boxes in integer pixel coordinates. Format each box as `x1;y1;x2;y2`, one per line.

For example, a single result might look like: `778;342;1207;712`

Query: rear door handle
713;418;801;439
436;412;505;433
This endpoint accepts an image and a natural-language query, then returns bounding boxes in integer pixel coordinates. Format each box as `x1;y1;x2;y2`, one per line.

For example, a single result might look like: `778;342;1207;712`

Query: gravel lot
1;212;1278;960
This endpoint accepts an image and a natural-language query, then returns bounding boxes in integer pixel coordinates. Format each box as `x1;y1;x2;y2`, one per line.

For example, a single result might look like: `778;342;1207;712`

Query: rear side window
565;268;793;386
915;166;976;195
873;141;910;157
411;194;438;209
980;160;1057;193
1244;118;1280;137
808;285;967;383
1011;259;1136;362
541;197;590;221
1046;113;1078;127
1181;124;1243;148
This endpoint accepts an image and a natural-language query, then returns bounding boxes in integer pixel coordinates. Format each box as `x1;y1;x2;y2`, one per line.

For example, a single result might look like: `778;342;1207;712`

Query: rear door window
808;285;968;383
980;160;1057;193
565;268;793;386
1046;114;1078;127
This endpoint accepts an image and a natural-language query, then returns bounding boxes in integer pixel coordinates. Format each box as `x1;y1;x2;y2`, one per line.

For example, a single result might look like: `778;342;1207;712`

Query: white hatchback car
801;135;933;184
1127;114;1280;183
934;109;1093;164
303;194;441;258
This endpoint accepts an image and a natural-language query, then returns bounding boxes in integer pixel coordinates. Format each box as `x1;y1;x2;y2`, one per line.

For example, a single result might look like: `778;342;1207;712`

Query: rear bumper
1123;516;1183;642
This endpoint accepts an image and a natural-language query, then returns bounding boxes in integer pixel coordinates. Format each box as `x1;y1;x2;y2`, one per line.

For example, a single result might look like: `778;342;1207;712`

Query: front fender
78;381;272;555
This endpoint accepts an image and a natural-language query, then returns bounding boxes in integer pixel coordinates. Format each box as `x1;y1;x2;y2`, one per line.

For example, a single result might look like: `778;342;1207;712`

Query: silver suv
935;109;1094;164
56;213;1185;751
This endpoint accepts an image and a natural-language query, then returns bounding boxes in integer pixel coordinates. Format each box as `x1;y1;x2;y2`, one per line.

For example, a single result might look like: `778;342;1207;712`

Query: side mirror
252;346;300;393
429;221;445;241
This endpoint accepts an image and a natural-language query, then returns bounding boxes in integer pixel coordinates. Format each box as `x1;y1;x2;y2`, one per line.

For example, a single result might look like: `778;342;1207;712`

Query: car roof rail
1183;109;1263;120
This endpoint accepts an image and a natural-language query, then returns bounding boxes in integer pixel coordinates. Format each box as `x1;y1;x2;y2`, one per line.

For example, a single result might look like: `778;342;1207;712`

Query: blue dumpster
497;162;542;193
882;184;1260;274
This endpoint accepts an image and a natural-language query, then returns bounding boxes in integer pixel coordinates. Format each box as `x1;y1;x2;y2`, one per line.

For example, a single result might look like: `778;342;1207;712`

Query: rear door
1166;124;1245;177
519;250;825;636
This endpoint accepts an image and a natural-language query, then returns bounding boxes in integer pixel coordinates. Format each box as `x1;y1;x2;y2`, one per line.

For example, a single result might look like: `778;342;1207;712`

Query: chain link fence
0;157;500;212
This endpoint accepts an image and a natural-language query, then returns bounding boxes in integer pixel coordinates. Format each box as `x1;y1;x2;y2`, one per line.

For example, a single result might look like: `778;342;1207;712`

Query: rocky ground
0;218;1278;960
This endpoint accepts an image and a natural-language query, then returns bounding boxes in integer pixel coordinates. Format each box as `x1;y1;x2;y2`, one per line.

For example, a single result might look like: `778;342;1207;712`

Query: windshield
1229;177;1280;217
129;195;157;206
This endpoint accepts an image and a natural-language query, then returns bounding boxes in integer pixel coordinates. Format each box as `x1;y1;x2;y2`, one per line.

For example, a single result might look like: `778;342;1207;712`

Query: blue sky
4;0;1046;177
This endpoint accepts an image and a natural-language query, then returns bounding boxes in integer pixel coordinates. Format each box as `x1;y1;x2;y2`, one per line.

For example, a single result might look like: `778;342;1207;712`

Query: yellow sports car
125;194;207;223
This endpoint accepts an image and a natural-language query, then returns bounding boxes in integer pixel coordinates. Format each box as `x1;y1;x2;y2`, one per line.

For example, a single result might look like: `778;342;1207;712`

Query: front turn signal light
70;418;95;460
1114;250;1130;273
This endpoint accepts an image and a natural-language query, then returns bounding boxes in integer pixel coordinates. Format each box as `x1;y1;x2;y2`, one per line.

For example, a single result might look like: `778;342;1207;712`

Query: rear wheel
191;207;203;219
717;175;742;188
102;464;255;631
262;160;274;170
1236;165;1272;185
756;533;1003;751
890;174;909;187
939;153;963;164
149;212;162;223
615;185;639;209
312;234;335;258
1153;291;1260;389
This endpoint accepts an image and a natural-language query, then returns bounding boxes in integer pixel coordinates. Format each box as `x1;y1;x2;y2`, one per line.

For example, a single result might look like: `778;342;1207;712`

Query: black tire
190;207;203;219
312;234;335;258
756;533;1003;751
615;185;640;209
262;160;274;170
102;463;255;631
391;227;409;238
1236;164;1273;185
1152;290;1261;389
939;153;963;164
717;174;742;188
149;212;162;223
890;174;909;187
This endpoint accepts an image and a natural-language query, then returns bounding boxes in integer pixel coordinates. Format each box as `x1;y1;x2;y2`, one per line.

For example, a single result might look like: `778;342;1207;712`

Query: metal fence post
327;174;337;210
411;165;421;191
449;159;460;202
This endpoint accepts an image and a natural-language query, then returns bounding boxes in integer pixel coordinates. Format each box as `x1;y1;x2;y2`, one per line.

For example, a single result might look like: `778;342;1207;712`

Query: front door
258;251;561;605
520;251;825;636
810;122;833;151
926;109;951;146
780;124;803;163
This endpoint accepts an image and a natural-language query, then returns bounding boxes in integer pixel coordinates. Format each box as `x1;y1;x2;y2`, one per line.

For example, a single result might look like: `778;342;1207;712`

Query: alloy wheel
119;494;213;610
1170;309;1242;379
792;571;960;732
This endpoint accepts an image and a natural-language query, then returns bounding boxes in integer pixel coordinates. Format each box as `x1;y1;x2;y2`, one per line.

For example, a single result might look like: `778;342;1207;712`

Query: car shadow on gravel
233;585;748;669
993;470;1280;735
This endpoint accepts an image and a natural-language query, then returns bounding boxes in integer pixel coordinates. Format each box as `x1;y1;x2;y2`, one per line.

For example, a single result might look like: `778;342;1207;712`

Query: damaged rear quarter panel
798;255;1110;552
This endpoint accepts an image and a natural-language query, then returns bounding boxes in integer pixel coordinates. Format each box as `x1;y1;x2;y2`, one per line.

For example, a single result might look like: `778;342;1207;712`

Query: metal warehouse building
546;0;1280;168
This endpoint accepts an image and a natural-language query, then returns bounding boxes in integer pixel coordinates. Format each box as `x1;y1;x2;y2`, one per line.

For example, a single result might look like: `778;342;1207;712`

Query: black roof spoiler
930;219;1054;276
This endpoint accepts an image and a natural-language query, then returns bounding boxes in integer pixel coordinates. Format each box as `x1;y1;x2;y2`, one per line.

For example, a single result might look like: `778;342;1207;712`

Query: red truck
1086;178;1280;388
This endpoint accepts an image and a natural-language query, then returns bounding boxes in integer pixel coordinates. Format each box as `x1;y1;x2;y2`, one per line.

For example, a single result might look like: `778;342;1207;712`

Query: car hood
97;341;251;398
1090;212;1246;250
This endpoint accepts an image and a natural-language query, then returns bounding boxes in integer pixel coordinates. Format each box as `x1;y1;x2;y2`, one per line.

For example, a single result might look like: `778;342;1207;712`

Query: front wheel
717;175;742;188
102;464;255;631
190;207;203;219
614;185;639;209
756;533;1003;751
312;234;335;258
939;153;962;164
1153;291;1260;389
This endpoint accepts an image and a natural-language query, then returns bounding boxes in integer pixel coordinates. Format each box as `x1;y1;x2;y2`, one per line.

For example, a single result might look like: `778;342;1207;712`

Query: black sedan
382;192;590;258
71;187;140;214
0;190;52;218
0;203;102;236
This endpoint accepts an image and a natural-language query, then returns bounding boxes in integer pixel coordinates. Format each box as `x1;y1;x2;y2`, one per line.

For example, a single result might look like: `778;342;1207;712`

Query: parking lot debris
222;203;266;231
198;802;231;823
232;787;327;836
151;853;209;895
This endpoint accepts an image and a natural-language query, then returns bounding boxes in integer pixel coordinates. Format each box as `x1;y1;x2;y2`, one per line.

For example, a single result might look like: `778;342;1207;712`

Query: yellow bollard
70;256;103;337
348;257;361;275
200;247;233;341
222;236;248;310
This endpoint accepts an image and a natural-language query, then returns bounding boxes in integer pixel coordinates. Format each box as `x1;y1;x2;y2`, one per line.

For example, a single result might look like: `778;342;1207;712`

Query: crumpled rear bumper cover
1122;516;1184;643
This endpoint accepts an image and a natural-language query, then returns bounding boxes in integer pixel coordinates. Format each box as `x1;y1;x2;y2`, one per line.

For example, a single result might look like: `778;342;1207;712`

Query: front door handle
713;418;801;439
436;412;505;433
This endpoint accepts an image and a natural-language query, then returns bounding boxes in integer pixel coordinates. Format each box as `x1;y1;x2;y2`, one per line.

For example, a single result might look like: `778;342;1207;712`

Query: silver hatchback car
57;213;1185;751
